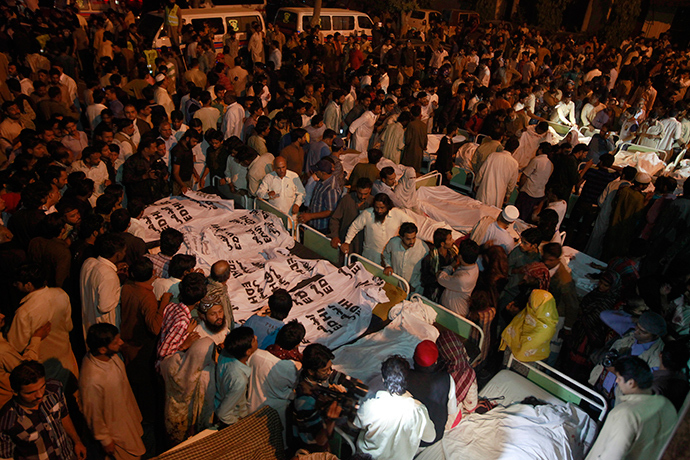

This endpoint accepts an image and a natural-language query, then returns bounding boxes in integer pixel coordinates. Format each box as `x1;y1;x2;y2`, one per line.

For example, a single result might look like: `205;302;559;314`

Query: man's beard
205;320;226;334
374;210;388;223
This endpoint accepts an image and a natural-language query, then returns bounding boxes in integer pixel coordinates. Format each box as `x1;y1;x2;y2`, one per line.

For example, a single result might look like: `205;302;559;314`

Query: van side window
332;16;354;30
357;16;373;29
303;16;331;31
191;17;225;35
226;15;262;36
410;11;425;19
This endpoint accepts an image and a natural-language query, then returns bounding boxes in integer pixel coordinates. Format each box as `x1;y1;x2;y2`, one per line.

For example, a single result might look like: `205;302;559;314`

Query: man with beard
330;177;374;256
80;324;145;460
194;295;229;345
341;193;407;262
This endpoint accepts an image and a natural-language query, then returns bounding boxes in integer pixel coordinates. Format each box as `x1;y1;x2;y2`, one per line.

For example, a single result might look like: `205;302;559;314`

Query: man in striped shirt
155;272;207;370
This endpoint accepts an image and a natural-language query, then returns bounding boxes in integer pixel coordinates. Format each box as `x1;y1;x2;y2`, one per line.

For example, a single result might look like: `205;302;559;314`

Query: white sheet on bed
428;402;597;460
332;298;439;385
417;186;501;234
417;369;598;460
614;150;666;176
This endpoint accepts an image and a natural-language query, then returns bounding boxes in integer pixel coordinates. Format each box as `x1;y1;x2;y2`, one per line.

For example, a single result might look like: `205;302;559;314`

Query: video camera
312;371;369;422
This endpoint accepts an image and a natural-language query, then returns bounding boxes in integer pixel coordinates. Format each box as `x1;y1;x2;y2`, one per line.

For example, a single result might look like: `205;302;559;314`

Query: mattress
479;369;565;406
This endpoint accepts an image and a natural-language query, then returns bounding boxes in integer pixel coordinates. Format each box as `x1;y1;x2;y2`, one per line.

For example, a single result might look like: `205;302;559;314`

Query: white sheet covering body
332;299;439;385
613;149;666;176
417;369;598;460
284;262;389;350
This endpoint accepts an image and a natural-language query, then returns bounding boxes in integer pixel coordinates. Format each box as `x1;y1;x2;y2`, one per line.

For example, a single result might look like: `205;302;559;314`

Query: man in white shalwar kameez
512;122;556;170
80;324;145;460
347;103;381;152
247;349;299;432
381;115;407;163
475;145;519;208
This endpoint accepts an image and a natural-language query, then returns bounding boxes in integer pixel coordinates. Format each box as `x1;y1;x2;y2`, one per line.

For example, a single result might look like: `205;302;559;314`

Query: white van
407;9;443;34
139;6;265;50
274;8;374;38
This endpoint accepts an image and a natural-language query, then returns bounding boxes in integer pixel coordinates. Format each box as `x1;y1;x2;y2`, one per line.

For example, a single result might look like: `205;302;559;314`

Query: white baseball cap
501;205;519;223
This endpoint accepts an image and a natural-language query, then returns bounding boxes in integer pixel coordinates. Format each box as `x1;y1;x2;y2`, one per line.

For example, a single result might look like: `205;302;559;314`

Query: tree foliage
602;0;642;47
476;0;498;21
536;0;573;31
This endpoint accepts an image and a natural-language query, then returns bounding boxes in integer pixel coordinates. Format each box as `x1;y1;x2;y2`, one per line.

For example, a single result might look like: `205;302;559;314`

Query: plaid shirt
146;252;173;278
309;175;341;232
156;302;192;370
0;380;75;460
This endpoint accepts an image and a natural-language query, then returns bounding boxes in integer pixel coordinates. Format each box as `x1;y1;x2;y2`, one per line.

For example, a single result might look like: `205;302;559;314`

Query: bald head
211;260;231;283
274;156;288;178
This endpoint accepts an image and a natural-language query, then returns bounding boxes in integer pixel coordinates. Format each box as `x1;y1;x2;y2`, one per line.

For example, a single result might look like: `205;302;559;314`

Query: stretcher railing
415;170;442;189
254;198;296;239
298;224;341;266
346;253;410;299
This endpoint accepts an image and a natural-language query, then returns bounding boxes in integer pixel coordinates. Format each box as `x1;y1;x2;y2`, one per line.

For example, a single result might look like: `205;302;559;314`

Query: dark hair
521;227;543;245
302;343;334;373
661;341;690;373
95;193;119;215
268;289;293;320
290;128;307;143
169;254;197;279
275;320;306;350
16;264;47;288
20;181;51;210
38;213;65;239
373;192;393;209
129;257;154;282
127;199;146;219
458;239;479;264
224;326;255;360
381;355;409;396
599;153;615;168
622;166;637;181
542;242;563;259
160;228;184;256
109;208;131;232
355;177;373;190
78;214;104;240
614;356;653;389
433;228;452;248
179;272;207;306
9;361;45;393
86;323;119;353
399;222;418;237
95;234;126;259
367;149;383;164
379;166;395;180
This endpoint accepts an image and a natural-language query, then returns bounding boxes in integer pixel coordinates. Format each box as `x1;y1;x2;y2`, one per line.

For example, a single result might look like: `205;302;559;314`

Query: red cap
414;340;439;368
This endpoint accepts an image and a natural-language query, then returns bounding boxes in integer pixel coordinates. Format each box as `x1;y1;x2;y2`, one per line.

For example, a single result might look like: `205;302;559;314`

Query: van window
303;16;332;31
277;10;298;31
357;16;373;29
226;15;262;35
190;17;225;35
332;16;354;30
429;12;442;22
410;11;425;19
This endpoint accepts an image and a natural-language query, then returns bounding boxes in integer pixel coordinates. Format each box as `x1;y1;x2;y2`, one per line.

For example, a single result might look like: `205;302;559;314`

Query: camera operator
354;355;435;460
289;344;343;453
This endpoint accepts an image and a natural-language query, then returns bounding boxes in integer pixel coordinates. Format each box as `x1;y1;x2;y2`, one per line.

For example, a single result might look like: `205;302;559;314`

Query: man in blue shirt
244;289;293;348
299;159;342;233
214;327;258;427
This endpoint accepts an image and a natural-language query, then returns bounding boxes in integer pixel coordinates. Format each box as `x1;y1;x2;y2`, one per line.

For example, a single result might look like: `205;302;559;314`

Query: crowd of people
0;0;687;459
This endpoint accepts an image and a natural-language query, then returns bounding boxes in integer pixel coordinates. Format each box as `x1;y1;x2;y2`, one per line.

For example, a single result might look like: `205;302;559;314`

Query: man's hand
187;319;198;334
219;178;227;185
340;242;350;254
147;170;158;180
292;204;300;215
330;237;341;249
268;191;277;198
326;400;342;420
33;322;52;340
297;213;311;224
180;331;200;351
383;266;393;276
180;185;189;194
104;441;116;455
74;442;87;460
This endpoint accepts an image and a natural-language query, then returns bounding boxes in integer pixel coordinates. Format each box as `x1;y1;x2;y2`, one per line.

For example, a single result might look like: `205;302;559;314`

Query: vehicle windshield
138;13;164;47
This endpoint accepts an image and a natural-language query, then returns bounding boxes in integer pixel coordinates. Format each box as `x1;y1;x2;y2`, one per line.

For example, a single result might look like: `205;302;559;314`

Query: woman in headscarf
160;337;217;446
436;330;478;415
392;165;420;213
500;289;559;362
564;271;621;381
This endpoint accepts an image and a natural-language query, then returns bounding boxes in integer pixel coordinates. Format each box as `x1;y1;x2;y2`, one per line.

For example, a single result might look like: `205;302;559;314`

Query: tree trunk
400;11;412;36
311;0;322;28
